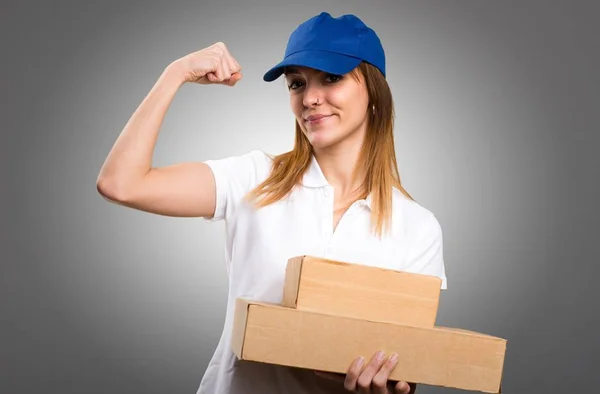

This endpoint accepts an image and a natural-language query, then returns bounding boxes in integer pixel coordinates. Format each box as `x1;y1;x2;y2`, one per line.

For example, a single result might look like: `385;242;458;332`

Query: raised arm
96;42;242;218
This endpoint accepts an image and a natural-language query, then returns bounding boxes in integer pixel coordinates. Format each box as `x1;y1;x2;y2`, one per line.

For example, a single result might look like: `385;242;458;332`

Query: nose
302;81;324;108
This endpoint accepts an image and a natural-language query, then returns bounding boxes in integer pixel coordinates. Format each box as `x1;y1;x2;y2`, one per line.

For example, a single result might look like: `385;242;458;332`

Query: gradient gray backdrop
2;0;599;393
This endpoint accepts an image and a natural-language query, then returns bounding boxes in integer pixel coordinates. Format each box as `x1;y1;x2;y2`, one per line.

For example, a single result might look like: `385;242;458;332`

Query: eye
325;73;343;83
287;79;303;90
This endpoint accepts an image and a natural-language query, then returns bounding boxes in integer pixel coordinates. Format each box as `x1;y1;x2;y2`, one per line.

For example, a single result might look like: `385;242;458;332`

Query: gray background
2;0;598;393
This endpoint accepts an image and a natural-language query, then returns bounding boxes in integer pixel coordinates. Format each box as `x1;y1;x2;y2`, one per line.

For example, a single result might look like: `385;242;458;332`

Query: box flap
281;256;305;308
231;298;251;358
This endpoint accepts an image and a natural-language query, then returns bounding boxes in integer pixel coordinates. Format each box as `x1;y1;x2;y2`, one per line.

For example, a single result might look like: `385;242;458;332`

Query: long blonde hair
245;62;414;237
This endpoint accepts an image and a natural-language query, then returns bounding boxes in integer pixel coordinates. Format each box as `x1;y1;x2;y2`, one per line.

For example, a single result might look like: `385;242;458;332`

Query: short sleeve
403;212;448;290
202;150;271;222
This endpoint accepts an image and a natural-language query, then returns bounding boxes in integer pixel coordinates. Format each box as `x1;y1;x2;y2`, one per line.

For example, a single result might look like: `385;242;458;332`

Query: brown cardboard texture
282;255;442;327
232;298;506;393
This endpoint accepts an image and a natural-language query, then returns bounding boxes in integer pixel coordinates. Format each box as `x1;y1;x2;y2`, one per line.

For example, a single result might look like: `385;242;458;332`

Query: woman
97;12;446;394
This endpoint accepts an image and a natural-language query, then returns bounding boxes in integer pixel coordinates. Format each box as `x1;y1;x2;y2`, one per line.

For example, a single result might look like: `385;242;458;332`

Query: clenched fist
172;41;242;87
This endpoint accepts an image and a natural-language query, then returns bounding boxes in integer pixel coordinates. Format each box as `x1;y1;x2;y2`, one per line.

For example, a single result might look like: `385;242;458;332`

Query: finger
356;351;387;394
371;353;399;393
211;62;227;82
219;56;232;81
343;356;365;392
222;72;242;87
224;51;242;75
204;53;226;83
205;72;219;83
394;381;411;394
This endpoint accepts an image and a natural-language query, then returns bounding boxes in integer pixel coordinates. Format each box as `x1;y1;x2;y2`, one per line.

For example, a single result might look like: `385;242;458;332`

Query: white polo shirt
196;149;447;394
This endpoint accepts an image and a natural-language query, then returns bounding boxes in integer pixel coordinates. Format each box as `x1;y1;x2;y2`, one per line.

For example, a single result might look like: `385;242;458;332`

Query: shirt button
323;188;331;198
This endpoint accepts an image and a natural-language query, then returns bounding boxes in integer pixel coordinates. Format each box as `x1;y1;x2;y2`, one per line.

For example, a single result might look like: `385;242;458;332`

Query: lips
305;114;332;122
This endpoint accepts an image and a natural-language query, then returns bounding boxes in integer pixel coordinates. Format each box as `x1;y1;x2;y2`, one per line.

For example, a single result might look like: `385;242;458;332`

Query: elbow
96;175;128;203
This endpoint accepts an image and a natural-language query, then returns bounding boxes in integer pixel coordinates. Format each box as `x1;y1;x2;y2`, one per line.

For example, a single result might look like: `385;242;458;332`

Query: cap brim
263;50;362;82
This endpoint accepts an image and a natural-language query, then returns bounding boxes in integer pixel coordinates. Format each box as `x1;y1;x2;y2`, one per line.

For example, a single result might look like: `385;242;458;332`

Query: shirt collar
300;154;330;188
301;154;373;209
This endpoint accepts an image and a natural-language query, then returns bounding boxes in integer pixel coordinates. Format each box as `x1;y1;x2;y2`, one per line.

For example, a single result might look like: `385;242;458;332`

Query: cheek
337;98;368;125
330;87;368;115
290;95;304;118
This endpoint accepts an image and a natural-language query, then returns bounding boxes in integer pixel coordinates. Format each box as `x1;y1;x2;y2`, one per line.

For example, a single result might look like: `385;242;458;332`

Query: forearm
96;61;186;198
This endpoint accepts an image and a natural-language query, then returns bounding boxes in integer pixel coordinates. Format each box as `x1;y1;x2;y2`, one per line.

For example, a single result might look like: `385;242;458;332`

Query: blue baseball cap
263;12;386;82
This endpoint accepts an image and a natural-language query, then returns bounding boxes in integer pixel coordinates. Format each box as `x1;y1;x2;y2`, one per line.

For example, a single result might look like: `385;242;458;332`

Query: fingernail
356;356;365;367
390;353;398;363
376;350;385;361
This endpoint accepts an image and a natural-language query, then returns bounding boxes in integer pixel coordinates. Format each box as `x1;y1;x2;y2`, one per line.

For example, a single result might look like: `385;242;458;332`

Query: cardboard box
232;298;506;393
282;256;442;327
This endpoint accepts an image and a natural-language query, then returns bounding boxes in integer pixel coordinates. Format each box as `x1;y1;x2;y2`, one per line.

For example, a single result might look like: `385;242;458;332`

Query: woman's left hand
314;351;414;393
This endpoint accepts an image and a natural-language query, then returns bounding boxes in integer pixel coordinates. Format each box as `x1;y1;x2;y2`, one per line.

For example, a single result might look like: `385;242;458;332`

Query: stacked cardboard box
231;255;506;393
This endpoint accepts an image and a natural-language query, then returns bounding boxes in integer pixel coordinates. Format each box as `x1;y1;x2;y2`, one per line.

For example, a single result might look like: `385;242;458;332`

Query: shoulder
204;149;274;184
392;189;447;289
205;148;273;171
202;149;275;221
392;188;442;240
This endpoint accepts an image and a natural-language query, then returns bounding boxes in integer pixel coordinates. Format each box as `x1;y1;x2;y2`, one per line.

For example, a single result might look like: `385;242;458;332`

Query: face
284;66;370;150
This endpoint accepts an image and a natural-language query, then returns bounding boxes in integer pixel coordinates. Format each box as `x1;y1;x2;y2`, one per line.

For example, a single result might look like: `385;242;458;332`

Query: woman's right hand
173;41;243;86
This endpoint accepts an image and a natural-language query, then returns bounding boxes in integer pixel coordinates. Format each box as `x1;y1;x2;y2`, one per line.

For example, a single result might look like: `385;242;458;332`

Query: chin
304;129;341;150
305;125;361;151
308;139;334;150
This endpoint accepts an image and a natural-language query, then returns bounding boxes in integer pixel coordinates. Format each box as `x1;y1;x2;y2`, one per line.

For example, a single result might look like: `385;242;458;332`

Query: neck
313;127;367;198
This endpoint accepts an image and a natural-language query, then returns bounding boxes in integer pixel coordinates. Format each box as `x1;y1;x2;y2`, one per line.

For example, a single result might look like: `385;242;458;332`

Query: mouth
304;114;333;125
